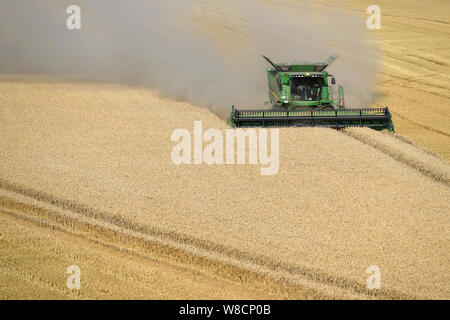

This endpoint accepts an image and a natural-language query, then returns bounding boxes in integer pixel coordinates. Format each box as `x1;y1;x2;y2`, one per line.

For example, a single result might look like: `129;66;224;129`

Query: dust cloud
0;0;381;117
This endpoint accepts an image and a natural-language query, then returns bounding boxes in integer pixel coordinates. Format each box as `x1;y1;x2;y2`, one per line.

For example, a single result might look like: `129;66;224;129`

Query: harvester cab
229;55;394;131
262;54;344;110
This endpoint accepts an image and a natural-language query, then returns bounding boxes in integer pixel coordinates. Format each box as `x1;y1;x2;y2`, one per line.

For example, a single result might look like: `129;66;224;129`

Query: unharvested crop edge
342;129;450;187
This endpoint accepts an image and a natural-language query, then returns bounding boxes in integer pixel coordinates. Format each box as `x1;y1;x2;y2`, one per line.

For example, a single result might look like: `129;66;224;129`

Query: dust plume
0;0;381;117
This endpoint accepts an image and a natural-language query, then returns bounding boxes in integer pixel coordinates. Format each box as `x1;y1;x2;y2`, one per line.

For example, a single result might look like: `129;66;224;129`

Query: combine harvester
229;55;394;131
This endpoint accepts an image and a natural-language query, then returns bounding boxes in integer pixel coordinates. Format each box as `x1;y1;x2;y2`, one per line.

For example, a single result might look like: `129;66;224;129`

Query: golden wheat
0;208;275;300
1;0;450;300
344;128;450;185
0;79;449;299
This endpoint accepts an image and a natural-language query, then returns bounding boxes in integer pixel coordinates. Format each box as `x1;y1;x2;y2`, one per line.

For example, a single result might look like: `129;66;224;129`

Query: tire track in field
0;259;89;300
383;72;450;99
0;178;416;300
391;110;450;138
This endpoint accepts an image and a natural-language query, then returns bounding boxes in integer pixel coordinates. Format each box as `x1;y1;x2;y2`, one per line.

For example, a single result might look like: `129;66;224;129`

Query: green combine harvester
228;55;394;131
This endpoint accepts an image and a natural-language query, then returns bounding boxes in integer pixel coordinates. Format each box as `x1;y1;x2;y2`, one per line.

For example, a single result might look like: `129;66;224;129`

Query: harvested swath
1;80;449;299
0;190;355;299
0;206;273;300
344;128;450;186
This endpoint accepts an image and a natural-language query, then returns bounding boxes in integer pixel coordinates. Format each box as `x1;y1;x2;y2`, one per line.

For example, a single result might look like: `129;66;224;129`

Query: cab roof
264;54;339;73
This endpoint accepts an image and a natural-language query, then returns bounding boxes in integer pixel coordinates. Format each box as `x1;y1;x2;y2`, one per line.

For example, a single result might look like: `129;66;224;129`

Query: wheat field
0;79;449;299
1;0;449;300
